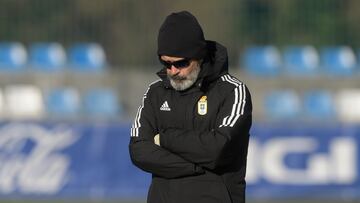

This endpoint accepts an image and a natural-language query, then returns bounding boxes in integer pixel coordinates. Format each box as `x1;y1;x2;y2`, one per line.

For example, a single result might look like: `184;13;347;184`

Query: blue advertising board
247;123;360;200
0;121;149;199
0;121;359;200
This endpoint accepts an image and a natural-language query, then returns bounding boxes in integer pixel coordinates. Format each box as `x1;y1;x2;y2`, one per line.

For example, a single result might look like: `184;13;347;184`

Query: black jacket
129;41;252;203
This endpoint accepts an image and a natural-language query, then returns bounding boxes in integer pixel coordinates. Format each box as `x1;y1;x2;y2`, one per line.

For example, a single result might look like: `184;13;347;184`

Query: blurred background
0;0;360;203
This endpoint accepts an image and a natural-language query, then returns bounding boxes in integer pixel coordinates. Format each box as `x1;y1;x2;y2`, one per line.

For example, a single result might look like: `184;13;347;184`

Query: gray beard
168;64;201;91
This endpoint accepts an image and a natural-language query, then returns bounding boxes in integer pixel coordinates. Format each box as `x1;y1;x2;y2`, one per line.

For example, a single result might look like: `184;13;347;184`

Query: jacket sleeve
129;84;204;179
159;83;252;170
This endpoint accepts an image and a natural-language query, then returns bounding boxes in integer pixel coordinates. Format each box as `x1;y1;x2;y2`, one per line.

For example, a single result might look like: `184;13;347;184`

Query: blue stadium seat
0;42;27;71
29;42;66;72
242;46;281;76
264;90;300;120
68;43;106;72
83;89;121;117
320;46;356;75
45;88;80;117
303;90;335;120
283;46;319;76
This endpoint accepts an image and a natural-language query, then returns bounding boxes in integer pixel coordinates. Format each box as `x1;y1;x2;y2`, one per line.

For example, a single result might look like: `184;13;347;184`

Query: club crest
197;96;207;115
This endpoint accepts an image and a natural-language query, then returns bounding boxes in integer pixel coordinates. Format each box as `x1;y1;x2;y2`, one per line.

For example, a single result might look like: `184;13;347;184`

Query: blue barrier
0;122;359;200
248;123;360;200
0;122;149;199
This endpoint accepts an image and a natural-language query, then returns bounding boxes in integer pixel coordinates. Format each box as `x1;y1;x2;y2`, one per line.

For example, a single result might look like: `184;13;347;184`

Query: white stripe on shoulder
131;79;161;137
229;84;246;127
220;84;240;127
219;75;246;128
221;74;243;86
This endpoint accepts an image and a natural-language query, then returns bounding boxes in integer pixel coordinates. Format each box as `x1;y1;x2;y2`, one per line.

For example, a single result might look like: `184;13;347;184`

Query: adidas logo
160;101;171;111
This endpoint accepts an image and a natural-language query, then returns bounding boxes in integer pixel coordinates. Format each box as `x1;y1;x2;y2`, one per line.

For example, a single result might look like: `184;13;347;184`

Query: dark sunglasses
159;58;191;69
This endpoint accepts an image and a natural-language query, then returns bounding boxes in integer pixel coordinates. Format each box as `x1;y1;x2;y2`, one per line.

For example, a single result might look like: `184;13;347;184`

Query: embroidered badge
197;96;207;115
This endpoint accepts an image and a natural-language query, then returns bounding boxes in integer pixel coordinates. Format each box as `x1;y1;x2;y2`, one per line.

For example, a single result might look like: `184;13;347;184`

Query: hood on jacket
157;41;229;91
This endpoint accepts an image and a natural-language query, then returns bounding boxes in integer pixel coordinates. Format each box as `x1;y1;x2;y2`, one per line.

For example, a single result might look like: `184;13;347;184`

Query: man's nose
169;65;180;74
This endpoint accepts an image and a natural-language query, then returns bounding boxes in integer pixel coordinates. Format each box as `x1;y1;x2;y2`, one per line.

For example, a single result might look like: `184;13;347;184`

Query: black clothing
130;41;252;203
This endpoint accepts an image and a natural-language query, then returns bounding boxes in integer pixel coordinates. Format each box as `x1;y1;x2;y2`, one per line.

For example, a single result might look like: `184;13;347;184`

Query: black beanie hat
157;11;207;59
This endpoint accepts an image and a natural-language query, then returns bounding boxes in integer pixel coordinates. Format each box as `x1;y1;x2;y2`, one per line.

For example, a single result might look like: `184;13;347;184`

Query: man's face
160;55;201;91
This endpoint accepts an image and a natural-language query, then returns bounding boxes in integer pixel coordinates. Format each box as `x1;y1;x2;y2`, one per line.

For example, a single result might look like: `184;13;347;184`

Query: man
129;11;252;203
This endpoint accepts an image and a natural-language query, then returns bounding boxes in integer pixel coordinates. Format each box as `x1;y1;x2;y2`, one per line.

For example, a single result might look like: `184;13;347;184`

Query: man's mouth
170;74;186;81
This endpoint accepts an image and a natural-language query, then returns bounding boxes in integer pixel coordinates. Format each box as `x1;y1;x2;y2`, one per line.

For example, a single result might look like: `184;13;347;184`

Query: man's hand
154;134;160;146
